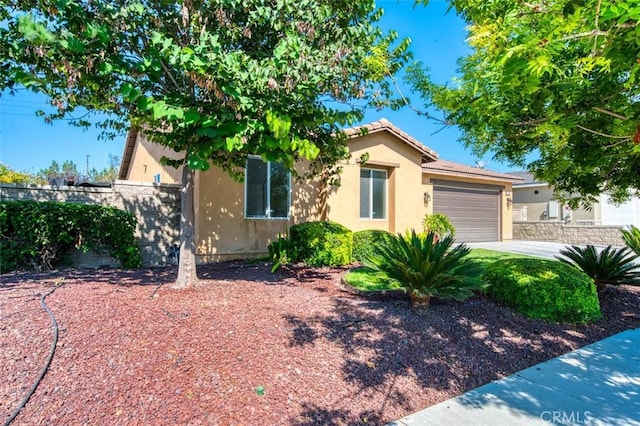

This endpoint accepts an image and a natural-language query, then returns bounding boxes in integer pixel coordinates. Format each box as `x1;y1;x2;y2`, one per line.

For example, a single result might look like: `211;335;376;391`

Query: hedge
289;221;352;267
483;258;601;324
0;200;142;271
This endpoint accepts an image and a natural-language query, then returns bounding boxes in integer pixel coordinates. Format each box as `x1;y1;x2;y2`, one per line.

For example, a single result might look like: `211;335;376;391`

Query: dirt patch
2;261;639;425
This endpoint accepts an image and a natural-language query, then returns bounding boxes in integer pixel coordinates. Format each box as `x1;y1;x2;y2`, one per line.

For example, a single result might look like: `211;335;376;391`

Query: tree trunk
173;166;198;289
409;291;431;309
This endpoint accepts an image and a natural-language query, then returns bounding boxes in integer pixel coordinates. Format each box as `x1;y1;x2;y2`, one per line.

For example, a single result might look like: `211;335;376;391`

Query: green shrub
289;221;352;267
365;229;480;308
267;233;295;273
352;229;395;262
621;225;640;257
0;200;142;272
422;213;455;239
484;258;601;324
556;244;640;293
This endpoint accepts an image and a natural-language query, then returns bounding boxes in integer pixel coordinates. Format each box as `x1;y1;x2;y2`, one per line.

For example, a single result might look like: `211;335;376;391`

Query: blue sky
0;0;516;175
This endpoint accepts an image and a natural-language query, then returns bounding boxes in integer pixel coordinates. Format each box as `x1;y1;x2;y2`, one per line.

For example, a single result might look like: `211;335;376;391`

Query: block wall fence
513;221;625;247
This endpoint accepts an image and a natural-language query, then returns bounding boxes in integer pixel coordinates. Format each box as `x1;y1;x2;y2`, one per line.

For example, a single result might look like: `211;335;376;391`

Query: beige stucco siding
195;163;322;262
326;132;429;234
423;173;514;240
124;133;182;184
513;185;599;224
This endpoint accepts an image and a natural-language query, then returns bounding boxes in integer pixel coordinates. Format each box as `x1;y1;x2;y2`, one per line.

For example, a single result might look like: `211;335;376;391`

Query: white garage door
433;181;501;243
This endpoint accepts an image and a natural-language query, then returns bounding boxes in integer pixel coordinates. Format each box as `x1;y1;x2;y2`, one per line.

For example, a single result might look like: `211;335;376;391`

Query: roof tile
423;159;523;182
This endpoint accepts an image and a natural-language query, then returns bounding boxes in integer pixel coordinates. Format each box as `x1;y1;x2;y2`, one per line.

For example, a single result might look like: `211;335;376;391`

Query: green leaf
196;128;219;138
136;96;150;110
65;35;85;53
98;62;113;74
225;136;242;151
184;110;201;125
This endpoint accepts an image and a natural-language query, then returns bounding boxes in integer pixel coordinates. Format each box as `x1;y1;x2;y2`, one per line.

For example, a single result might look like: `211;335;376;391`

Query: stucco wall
513;221;625;246
124;132;182;184
327;132;428;234
0;181;181;266
195;164;322;262
513;185;600;224
194;131;431;260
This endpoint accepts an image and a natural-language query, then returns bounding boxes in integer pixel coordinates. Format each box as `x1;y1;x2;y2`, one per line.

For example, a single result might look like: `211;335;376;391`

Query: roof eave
118;128;138;180
422;167;525;183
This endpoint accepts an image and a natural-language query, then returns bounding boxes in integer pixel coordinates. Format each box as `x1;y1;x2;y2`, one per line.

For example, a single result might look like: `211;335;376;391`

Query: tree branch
592;107;628;120
576;124;632;140
512;117;547;126
558;22;638;42
388;74;449;125
593;0;602;56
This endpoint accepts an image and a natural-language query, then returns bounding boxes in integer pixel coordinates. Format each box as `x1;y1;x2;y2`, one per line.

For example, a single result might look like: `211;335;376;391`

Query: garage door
433;182;501;243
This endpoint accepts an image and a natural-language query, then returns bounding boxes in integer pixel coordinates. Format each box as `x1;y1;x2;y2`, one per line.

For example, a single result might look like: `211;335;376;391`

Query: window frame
244;156;291;220
359;167;388;220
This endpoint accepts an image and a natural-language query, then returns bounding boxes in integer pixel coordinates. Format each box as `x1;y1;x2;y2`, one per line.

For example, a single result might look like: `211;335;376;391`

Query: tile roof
344;118;439;161
508;171;542;184
423;159;524;182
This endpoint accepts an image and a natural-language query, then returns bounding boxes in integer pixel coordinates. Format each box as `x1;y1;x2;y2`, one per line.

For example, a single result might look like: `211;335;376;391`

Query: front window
245;157;290;218
360;168;387;219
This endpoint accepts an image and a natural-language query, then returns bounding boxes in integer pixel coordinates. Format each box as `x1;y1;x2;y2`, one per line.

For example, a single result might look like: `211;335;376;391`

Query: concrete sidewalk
389;328;640;426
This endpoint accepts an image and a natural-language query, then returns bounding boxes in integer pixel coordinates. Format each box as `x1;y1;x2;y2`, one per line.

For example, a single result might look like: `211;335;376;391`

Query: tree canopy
1;0;408;286
0;163;38;184
37;156;120;183
410;0;640;206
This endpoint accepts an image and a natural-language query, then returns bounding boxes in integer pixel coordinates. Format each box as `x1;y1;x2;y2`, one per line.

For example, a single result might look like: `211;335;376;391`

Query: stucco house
511;172;640;226
119;119;522;262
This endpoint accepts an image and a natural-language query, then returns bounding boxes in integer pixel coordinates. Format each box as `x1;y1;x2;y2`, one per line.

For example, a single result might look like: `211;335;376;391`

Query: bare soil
2;261;639;425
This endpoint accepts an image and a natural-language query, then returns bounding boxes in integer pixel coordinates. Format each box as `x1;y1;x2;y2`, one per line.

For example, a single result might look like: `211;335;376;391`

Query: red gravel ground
2;261;640;425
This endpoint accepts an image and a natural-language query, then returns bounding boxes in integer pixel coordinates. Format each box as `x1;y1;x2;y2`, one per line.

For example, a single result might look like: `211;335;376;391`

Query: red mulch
2;261;639;425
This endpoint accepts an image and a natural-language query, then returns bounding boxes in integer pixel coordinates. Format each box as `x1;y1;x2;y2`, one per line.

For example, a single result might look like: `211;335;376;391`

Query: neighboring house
511;172;640;226
119;119;522;262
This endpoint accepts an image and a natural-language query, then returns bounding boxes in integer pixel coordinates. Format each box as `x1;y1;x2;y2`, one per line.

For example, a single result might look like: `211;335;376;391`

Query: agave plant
556;245;640;293
621;225;640;257
364;229;481;308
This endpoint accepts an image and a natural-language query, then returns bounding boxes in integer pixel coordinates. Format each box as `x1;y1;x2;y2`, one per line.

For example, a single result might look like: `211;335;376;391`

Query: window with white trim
245;157;290;218
360;168;387;219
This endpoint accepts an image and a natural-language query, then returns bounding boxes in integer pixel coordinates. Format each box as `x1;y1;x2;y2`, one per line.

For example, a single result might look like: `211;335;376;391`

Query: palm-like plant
422;213;455;240
556;245;640;293
621;225;640;257
364;229;481;308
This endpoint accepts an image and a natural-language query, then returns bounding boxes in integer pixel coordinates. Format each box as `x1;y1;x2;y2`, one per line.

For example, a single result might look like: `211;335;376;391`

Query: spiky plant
621;225;640;257
556;245;640;293
364;229;481;308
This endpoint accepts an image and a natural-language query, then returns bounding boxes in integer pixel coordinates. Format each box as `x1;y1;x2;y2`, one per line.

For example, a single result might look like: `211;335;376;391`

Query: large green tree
1;0;408;287
410;0;640;206
38;159;79;182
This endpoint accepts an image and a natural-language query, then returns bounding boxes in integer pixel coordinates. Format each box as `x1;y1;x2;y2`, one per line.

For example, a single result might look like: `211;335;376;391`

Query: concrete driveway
466;240;573;259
